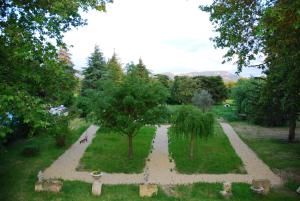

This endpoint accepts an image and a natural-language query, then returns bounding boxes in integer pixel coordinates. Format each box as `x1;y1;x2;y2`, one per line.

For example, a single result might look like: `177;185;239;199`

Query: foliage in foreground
0;0;112;139
79;126;156;173
0;119;89;201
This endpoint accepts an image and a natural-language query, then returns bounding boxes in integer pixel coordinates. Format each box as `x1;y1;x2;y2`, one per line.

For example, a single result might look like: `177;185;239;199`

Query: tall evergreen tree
135;58;150;78
82;45;107;92
107;52;124;83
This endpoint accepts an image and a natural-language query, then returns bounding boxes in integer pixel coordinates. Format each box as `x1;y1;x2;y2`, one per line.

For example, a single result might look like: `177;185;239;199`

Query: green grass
239;135;300;176
0;119;298;200
232;121;300;189
169;123;245;174
0;118;89;201
11;181;299;201
168;104;240;122
79;126;156;173
211;104;240;122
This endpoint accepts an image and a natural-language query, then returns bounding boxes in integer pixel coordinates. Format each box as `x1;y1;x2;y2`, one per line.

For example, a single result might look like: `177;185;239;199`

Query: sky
64;0;263;77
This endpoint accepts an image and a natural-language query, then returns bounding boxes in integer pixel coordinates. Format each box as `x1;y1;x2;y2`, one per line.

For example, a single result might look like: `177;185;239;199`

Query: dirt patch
231;122;300;140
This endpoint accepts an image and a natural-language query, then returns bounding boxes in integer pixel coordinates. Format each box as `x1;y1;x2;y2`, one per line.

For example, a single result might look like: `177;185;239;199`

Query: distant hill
161;71;239;82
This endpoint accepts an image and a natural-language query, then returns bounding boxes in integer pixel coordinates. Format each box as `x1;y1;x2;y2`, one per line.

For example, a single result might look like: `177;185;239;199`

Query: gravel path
43;123;281;186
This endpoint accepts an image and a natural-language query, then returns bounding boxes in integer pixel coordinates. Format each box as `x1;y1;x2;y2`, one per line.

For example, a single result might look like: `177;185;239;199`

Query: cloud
63;0;261;76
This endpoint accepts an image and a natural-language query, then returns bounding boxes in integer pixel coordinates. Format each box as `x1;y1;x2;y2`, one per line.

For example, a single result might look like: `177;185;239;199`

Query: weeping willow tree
171;105;214;159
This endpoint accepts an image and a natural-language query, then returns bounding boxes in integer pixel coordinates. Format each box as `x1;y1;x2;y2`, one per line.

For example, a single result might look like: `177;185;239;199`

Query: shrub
48;116;70;147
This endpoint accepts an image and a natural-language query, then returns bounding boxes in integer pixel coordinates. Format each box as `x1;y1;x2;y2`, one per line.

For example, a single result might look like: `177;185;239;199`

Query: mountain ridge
161;71;239;82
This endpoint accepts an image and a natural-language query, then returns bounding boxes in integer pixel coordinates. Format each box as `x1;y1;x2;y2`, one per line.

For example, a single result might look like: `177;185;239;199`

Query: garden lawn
12;181;300;201
0;120;298;201
239;136;300;173
169;123;245;174
79;126;156;173
0;119;89;201
211;104;240;122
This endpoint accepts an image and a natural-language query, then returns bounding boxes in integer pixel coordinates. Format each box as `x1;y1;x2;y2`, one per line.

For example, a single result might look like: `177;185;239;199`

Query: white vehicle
49;105;68;116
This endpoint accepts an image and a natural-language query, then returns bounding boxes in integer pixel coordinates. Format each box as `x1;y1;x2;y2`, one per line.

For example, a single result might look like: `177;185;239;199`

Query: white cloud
64;0;261;76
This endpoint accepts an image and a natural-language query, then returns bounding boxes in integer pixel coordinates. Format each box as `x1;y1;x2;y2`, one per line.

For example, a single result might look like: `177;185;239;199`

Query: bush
48;116;71;147
231;78;286;126
21;145;40;157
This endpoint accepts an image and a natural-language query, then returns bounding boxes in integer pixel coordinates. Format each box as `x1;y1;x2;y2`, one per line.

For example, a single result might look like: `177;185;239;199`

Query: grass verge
0;118;89;201
22;181;300;201
79;126;156;173
169;123;245;174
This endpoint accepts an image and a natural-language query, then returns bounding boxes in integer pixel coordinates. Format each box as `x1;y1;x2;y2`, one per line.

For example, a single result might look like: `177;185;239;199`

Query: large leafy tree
201;0;300;141
0;0;112;138
170;76;197;104
193;76;227;103
91;63;168;159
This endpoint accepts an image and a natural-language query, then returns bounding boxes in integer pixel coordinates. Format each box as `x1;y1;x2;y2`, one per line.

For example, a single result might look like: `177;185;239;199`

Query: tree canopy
90;62;169;159
0;0;112;139
201;0;300;141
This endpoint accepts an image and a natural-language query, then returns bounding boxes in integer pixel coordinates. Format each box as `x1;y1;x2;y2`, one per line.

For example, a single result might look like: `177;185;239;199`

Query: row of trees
156;74;228;105
202;0;300;142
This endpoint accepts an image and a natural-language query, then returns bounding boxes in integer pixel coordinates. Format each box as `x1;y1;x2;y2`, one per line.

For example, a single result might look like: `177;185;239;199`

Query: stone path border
43;123;281;186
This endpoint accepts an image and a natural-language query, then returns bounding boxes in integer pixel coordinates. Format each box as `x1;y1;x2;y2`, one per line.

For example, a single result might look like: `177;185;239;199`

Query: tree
0;0;112;139
192;90;214;112
77;46;107;117
193;76;227;103
82;45;107;91
107;52;124;83
91;65;168;159
170;105;214;159
155;74;171;89
201;0;300;141
231;78;286;126
126;58;150;79
170;76;197;104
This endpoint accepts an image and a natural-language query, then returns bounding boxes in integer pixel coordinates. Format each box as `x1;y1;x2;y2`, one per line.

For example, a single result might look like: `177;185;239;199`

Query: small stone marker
139;184;158;197
35;181;43;192
220;182;232;198
296;186;300;194
92;181;102;196
251;179;270;195
35;179;63;193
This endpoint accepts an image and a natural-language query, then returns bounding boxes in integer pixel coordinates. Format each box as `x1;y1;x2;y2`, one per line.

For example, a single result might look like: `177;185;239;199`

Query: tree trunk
288;119;296;142
128;134;133;159
189;133;196;160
